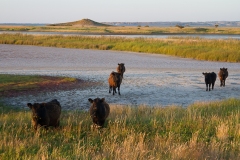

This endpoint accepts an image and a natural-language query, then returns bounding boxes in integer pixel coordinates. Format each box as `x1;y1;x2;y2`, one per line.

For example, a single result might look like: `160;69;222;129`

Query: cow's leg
109;86;112;93
208;84;211;91
113;87;116;95
212;82;215;90
223;79;225;87
206;83;208;91
118;85;121;95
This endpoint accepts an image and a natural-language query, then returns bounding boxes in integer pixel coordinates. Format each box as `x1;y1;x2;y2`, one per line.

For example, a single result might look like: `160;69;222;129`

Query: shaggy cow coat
88;98;110;127
108;71;122;95
27;99;61;130
202;72;217;91
117;63;126;77
218;68;228;87
108;63;126;95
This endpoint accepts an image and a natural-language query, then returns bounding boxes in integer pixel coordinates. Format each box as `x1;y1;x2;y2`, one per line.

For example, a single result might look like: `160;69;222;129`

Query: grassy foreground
1;33;240;62
0;99;240;159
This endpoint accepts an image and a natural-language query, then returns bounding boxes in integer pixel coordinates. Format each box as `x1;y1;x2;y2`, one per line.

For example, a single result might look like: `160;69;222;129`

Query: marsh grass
1;25;240;34
0;98;240;159
1;33;240;62
0;74;77;93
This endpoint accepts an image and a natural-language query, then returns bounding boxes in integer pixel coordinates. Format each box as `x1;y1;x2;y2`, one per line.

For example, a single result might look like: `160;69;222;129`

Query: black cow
88;98;110;128
27;99;61;130
202;72;217;91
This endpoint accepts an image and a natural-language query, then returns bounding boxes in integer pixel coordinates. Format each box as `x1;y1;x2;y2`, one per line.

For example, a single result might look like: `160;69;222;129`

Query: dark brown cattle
88;98;110;127
108;63;126;95
108;71;122;95
202;72;217;91
218;68;228;87
27;99;61;130
117;63;126;77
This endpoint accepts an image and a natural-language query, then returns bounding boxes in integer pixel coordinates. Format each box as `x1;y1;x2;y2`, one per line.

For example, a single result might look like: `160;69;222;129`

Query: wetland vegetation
1;25;240;34
1;33;240;62
0;74;240;159
0;74;77;97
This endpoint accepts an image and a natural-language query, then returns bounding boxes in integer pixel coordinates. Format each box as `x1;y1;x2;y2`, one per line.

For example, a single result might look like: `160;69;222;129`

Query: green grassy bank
1;25;240;34
0;74;77;97
1;33;240;62
0;99;240;159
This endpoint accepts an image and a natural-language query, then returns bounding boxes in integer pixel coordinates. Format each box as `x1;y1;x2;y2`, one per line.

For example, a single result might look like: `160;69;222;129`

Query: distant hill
48;19;110;27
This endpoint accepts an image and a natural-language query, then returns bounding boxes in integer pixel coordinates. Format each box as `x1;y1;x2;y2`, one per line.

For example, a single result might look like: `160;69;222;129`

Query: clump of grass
1;98;240;159
1;25;240;34
0;74;77;94
1;33;240;62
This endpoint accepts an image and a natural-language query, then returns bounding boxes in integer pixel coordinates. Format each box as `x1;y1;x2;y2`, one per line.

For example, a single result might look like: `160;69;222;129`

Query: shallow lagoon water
0;44;240;110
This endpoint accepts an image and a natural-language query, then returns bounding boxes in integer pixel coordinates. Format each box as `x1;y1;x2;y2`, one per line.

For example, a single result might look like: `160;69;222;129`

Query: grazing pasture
0;99;240;159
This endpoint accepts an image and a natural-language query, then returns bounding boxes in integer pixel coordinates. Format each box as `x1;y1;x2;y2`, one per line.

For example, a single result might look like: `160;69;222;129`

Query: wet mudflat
1;44;240;110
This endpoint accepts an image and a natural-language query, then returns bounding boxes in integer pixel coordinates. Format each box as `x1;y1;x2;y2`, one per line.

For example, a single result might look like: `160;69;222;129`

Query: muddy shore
1;44;240;110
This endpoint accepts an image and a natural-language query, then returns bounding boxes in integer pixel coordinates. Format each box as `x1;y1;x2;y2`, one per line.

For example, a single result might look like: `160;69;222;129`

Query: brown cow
218;68;228;87
27;99;61;130
108;71;122;95
108;63;126;95
88;98;110;128
117;63;126;77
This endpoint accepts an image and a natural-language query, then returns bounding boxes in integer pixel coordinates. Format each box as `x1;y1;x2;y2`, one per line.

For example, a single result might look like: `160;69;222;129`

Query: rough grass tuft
1;98;240;159
1;33;240;62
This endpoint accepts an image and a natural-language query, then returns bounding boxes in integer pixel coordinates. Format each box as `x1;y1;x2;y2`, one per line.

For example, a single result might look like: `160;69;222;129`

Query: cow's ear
100;98;105;102
202;72;205;75
220;68;222;70
226;68;228;70
88;98;93;103
27;103;33;109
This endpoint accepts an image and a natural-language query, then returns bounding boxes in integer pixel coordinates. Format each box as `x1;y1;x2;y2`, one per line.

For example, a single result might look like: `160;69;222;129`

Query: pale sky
1;0;240;23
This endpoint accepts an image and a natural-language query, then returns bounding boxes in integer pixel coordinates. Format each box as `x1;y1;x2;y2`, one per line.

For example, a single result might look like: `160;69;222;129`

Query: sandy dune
1;44;240;110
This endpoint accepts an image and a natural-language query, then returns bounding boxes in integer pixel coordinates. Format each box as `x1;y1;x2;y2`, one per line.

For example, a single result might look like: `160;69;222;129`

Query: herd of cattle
27;65;228;130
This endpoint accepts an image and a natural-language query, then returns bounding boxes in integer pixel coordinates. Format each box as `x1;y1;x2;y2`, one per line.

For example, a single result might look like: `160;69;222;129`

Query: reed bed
1;26;240;34
0;98;240;159
0;74;77;93
1;33;240;62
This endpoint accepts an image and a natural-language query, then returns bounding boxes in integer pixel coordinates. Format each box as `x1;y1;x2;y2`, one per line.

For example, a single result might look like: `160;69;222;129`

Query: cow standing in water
202;72;217;91
218;68;228;87
108;63;126;95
